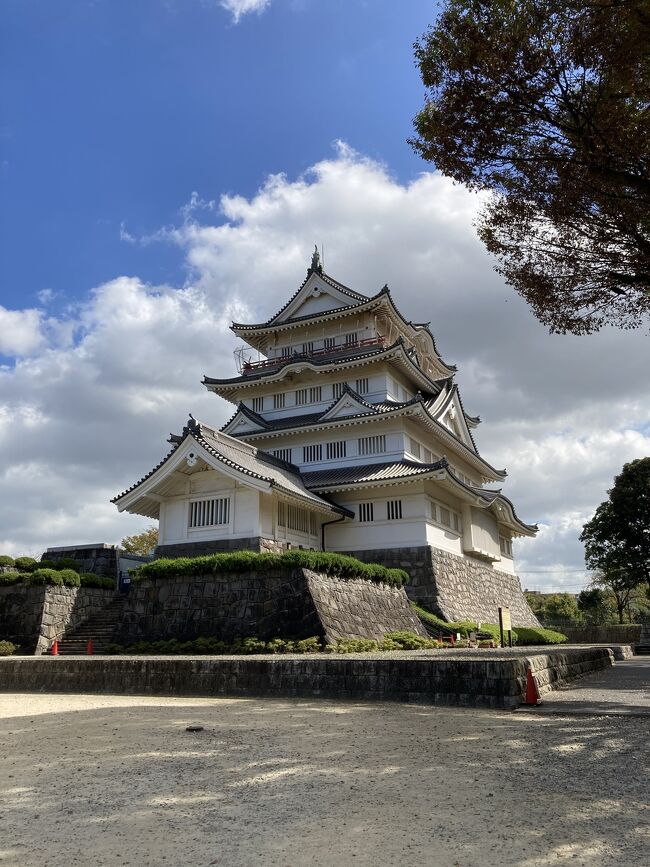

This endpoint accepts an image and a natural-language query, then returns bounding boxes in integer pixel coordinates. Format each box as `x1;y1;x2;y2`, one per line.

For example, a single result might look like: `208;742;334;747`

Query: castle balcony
237;335;386;376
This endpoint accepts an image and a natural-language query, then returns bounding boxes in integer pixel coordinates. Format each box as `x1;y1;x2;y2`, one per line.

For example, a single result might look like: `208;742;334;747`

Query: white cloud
220;0;271;24
1;144;648;592
0;306;45;356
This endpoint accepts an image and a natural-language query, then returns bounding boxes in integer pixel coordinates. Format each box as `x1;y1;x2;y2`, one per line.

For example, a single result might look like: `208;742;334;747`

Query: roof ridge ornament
185;413;202;437
309;245;323;275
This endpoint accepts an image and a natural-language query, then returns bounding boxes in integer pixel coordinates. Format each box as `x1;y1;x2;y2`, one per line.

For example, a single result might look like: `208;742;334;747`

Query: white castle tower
113;250;539;624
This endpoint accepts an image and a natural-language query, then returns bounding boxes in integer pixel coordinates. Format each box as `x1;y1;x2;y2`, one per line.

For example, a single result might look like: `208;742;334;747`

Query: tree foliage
412;0;650;333
524;592;582;624
580;458;650;596
120;526;158;557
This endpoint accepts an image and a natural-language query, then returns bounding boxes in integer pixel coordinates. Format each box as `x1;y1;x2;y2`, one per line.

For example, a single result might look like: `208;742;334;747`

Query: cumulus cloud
1;143;648;591
220;0;271;24
0;306;45;356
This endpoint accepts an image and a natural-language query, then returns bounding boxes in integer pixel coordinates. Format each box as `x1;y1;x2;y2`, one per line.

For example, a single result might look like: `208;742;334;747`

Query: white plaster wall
325;486;429;551
469;507;500;559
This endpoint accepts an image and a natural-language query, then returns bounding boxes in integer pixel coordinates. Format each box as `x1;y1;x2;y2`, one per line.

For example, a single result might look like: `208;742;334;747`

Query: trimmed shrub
133;550;408;588
0;555;15;567
383;630;438;650
79;573;115;590
514;627;568;645
0;640;18;656
14;556;38;572
39;557;82;572
0;571;22;586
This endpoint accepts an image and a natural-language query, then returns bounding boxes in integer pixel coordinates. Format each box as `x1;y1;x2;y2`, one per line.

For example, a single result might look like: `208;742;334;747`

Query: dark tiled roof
302;459;448;489
233;269;371;330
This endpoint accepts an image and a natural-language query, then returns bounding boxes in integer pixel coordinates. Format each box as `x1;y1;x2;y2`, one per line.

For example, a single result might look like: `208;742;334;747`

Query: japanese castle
114;250;538;623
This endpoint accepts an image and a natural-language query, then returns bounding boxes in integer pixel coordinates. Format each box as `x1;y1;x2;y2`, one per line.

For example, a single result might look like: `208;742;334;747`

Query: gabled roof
260;267;369;327
112;417;352;519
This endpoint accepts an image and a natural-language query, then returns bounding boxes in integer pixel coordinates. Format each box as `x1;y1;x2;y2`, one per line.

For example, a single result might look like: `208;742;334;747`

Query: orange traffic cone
525;667;541;705
51;639;59;656
86;639;93;655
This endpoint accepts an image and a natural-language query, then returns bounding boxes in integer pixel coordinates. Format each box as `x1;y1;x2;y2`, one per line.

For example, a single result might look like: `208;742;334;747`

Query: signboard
498;607;513;648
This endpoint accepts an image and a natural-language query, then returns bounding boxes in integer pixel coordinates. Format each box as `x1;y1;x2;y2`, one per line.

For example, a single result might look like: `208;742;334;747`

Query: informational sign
498;607;513;648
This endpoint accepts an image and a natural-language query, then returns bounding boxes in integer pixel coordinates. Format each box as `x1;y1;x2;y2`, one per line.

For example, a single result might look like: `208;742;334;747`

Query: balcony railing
240;335;386;375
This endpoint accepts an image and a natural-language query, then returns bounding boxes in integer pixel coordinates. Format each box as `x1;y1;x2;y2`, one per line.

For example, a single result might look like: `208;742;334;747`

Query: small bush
295;636;322;653
384;630;438;650
133;550;408;588
0;640;18;656
79;574;115;590
325;638;380;653
515;627;568;645
0;571;22;586
0;555;15;567
14;556;38;572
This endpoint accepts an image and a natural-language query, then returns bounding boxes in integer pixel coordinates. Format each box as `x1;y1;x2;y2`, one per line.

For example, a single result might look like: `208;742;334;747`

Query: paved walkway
520;657;650;716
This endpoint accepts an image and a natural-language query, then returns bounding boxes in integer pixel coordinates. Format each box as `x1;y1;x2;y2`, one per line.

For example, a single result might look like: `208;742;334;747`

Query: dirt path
0;693;648;867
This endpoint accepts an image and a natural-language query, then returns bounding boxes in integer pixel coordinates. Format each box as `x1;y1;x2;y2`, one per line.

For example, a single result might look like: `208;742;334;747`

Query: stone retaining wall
154;537;285;559
557;625;642;646
341;546;539;627
39;545;118;577
0;646;615;709
0;584;115;654
115;569;427;645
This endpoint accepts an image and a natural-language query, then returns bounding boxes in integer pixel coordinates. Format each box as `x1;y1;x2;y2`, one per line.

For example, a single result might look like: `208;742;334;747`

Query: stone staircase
635;623;650;655
49;596;125;655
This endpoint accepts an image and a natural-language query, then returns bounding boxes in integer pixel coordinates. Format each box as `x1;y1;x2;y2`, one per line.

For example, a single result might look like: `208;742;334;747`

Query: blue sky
1;0;436;309
1;0;648;592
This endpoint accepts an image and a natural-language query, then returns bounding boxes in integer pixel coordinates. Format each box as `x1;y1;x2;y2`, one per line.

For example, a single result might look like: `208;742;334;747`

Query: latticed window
252;397;263;412
386;499;403;520
277;502;316;535
326;440;346;460
273;393;285;409
272;448;292;463
295;388;308;405
309;386;322;403
332;381;347;399
500;536;513;557
303;444;323;463
355;377;369;395
430;499;461;533
189;497;230;528
324;337;336;350
345;332;358;347
409;437;421;459
358;434;386;456
302;341;314;354
358;502;374;522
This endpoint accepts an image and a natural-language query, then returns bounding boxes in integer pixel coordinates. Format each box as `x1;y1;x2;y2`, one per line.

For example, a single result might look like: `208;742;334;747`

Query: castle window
252;397;263;412
326;440;347;460
355;377;369;395
358;434;386;456
386;499;403;520
345;332;358;347
272;448;292;463
423;447;432;463
302;341;314;354
189;497;230;529
309;386;322;403
303;444;323;463
358;502;374;522
277;502;314;535
333;381;348;399
273;393;285;410
295;388;308;405
280;346;291;358
430;499;461;534
324;337;336;350
409;437;421;460
500;536;513;557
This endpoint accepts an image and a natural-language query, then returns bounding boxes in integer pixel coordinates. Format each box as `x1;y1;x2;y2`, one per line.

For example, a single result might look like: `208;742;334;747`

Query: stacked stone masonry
115;568;427;646
341;545;539;627
0;585;115;654
154;537;286;559
39;546;118;577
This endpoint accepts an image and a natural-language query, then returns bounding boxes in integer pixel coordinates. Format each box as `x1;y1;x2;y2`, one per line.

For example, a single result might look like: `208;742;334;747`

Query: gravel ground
1;692;648;867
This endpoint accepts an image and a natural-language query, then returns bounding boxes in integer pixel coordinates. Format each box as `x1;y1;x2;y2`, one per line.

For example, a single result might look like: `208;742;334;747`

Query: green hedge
79;573;115;590
0;569;114;589
133;550;409;588
0;555;15;567
0;572;22;586
13;556;38;572
0;640;17;656
413;603;568;646
103;630;438;656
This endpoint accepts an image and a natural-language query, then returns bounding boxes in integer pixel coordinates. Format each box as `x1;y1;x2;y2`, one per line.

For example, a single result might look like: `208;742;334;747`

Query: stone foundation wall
557;625;642;645
114;569;424;645
340;545;539;627
39;545;118;578
154;537;286;559
0;584;115;654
